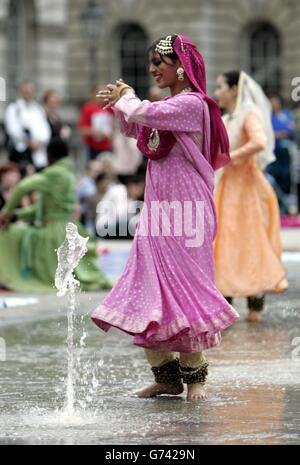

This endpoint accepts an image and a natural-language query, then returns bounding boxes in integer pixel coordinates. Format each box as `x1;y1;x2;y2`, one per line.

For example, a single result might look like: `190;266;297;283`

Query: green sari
0;157;112;292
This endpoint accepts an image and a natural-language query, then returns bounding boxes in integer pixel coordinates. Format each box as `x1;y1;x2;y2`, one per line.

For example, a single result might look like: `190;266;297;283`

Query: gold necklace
180;86;193;93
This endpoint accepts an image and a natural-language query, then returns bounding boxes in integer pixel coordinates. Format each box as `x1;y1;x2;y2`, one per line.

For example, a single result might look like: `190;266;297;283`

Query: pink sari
91;92;239;352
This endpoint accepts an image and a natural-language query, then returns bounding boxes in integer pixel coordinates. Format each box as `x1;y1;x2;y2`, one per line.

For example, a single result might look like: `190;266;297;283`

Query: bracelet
119;86;135;98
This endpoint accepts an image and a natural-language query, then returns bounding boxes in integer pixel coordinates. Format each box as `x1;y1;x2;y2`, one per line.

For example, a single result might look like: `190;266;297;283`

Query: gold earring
177;67;185;81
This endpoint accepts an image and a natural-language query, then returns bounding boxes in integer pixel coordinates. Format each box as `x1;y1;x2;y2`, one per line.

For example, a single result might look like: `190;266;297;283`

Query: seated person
0;138;111;292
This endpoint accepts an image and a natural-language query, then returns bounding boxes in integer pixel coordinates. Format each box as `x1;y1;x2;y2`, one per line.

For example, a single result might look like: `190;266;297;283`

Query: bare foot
187;383;207;401
246;310;262;322
133;382;184;398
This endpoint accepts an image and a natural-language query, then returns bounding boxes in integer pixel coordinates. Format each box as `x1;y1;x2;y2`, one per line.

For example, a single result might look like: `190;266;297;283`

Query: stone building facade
0;0;299;133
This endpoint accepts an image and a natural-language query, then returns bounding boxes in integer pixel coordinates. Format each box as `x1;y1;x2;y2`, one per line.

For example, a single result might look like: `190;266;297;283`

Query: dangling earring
177;67;185;81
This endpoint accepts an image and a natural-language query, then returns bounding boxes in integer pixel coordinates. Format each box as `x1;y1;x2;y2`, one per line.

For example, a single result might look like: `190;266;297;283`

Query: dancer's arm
1;173;48;214
114;93;204;132
231;112;267;163
13;204;38;222
96;83;139;139
113;107;139;139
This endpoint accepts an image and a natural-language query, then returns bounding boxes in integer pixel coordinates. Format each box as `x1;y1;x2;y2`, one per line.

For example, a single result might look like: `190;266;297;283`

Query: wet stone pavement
0;247;299;445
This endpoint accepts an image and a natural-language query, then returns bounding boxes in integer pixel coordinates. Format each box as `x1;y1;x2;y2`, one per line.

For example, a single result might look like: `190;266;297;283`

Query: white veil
224;71;276;170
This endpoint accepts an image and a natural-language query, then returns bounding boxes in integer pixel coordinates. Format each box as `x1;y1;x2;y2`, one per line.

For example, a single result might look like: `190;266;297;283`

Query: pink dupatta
137;34;230;170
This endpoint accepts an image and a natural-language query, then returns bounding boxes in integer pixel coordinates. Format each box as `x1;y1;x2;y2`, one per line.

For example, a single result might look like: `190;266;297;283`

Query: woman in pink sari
92;34;239;400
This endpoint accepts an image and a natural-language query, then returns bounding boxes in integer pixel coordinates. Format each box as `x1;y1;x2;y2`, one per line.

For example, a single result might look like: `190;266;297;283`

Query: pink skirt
91;152;239;352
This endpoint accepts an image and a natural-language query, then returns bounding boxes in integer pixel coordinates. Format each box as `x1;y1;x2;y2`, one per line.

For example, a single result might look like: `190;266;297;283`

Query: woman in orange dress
214;71;288;322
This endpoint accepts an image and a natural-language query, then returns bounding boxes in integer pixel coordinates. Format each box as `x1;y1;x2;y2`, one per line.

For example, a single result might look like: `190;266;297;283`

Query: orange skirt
214;159;288;297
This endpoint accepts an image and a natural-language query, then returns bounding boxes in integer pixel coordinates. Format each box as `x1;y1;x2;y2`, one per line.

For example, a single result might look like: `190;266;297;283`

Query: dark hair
223;70;240;88
47;137;69;161
148;34;178;64
126;174;145;185
18;79;34;88
268;92;284;105
43;89;58;105
95;172;111;184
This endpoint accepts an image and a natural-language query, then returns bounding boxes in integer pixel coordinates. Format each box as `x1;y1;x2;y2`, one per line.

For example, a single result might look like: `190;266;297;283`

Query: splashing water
55;223;88;297
55;223;89;417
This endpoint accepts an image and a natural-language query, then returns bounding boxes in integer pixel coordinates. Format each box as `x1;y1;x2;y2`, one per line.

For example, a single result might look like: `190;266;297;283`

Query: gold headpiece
155;35;174;55
178;34;185;52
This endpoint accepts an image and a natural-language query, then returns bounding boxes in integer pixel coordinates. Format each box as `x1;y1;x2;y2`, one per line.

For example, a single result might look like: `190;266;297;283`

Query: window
119;24;149;100
247;22;281;94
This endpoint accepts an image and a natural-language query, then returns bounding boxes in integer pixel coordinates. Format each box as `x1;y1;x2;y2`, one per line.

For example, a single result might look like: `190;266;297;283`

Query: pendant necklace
147;86;193;151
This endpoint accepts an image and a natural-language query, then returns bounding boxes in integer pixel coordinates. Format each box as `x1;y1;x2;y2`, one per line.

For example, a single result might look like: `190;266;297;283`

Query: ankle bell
151;358;183;387
179;361;209;385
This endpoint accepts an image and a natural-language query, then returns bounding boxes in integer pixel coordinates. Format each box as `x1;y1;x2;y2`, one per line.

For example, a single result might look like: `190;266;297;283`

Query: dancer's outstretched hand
96;85;119;109
96;79;135;109
115;79;135;97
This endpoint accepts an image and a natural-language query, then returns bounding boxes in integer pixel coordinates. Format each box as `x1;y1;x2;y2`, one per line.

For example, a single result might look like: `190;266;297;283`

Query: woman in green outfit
0;138;111;292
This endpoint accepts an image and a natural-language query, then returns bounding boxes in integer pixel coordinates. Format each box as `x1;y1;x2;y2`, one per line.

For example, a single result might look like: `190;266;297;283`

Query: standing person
43;89;71;141
95;174;144;240
76;160;103;223
78;84;114;161
0;138;111;292
85;171;115;235
267;94;296;214
91;34;239;401
214;71;288;323
4;80;51;170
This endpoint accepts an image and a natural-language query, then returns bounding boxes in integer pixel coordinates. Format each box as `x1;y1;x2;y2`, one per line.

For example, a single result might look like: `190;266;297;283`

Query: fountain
0;220;299;444
55;223;89;416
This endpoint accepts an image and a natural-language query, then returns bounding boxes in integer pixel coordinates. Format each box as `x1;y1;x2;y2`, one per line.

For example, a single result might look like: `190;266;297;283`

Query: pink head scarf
137;34;230;170
173;34;230;169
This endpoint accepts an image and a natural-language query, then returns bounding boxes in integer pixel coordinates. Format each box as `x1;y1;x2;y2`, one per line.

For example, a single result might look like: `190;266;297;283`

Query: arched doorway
118;23;149;100
245;21;281;94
